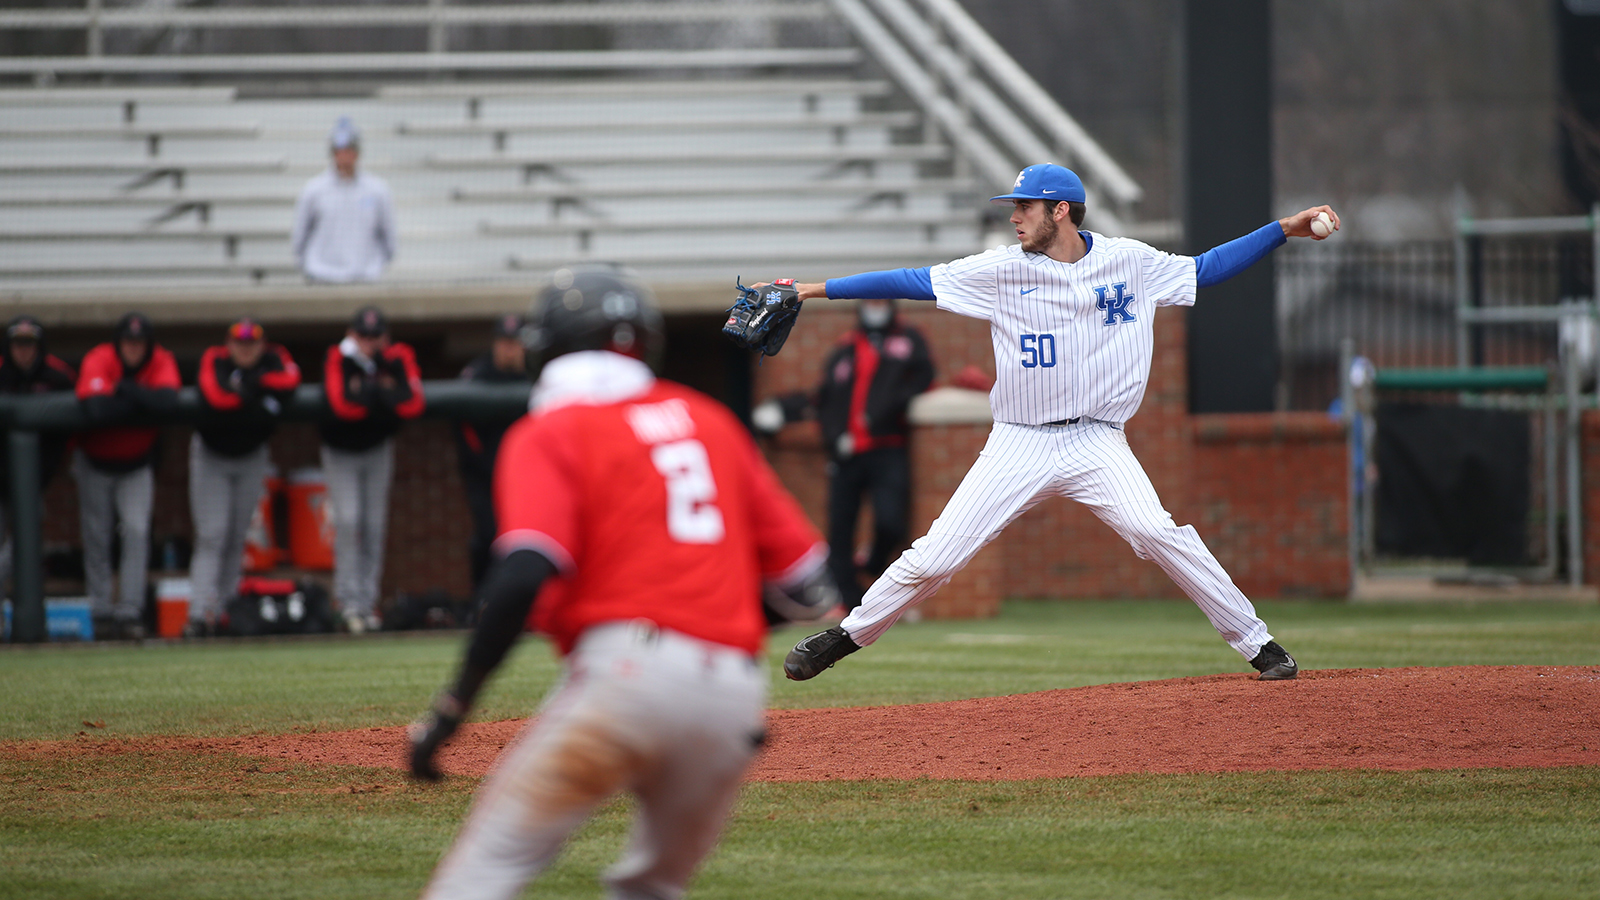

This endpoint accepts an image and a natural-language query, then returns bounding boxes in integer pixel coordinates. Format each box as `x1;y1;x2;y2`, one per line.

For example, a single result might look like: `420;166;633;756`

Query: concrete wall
956;0;1570;236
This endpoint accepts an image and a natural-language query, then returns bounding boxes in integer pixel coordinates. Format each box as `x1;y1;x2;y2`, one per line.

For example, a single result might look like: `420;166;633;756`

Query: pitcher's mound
230;665;1600;780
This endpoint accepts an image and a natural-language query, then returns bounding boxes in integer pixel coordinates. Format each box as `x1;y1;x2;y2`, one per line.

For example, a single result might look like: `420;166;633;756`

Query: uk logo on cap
991;164;1086;203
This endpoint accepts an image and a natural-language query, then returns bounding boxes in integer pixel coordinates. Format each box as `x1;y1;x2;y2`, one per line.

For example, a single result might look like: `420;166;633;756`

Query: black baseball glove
723;277;803;357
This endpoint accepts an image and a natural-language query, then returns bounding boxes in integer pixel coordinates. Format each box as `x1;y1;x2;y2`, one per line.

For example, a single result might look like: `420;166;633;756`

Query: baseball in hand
1310;211;1334;238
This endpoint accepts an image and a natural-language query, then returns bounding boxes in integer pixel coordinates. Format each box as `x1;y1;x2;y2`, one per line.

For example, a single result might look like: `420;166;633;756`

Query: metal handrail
826;0;1142;228
913;0;1142;207
2;380;533;644
828;0;1013;192
1447;203;1600;588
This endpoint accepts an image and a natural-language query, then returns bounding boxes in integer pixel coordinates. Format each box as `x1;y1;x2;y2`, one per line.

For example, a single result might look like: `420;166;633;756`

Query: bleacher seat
0;75;986;296
0;1;1154;315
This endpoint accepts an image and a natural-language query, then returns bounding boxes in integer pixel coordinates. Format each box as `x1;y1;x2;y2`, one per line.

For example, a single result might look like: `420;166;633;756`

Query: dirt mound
11;666;1599;780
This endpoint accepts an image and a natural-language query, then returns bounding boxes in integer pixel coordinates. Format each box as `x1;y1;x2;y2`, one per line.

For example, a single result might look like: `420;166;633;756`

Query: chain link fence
1277;235;1597;411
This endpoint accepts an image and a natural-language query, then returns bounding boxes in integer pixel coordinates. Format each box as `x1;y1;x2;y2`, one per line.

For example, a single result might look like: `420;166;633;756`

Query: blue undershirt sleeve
825;267;936;302
1193;222;1287;288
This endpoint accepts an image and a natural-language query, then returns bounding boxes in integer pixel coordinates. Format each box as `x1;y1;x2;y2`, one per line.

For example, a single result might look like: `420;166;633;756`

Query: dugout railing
0;379;532;644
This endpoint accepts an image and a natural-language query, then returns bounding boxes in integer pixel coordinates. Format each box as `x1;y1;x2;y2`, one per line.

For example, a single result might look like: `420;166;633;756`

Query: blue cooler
2;598;95;641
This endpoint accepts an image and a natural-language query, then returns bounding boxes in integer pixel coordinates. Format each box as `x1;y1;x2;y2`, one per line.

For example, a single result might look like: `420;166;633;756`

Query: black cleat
1249;640;1298;680
784;626;860;681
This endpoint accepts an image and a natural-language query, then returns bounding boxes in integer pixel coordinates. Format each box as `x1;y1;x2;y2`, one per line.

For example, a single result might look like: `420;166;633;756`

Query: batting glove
408;692;466;782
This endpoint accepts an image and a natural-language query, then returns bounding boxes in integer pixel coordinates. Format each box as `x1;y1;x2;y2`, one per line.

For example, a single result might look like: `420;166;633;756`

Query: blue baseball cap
991;164;1086;203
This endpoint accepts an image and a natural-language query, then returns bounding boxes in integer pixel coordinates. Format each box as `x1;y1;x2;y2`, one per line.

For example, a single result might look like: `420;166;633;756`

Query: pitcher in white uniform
777;164;1340;683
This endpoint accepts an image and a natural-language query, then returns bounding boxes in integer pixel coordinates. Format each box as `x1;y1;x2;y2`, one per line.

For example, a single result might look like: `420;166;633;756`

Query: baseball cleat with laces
784;626;861;681
1249;640;1298;680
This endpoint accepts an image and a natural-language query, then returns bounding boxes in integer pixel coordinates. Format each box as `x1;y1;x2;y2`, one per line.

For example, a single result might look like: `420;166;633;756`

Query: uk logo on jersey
1092;283;1137;326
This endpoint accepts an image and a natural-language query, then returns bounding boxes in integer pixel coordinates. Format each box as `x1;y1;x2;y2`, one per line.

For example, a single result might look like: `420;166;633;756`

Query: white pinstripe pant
840;421;1274;659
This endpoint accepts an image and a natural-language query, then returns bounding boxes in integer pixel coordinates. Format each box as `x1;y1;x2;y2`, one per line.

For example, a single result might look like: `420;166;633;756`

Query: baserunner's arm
408;548;557;781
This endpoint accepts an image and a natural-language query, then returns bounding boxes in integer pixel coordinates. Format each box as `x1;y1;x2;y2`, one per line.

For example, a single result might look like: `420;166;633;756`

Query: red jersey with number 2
494;379;822;657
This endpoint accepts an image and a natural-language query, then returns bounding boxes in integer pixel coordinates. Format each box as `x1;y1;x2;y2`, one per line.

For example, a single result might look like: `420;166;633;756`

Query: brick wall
34;301;1348;618
754;303;1352;617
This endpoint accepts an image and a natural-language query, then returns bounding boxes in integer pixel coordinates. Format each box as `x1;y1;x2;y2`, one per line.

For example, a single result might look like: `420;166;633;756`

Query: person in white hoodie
292;117;397;283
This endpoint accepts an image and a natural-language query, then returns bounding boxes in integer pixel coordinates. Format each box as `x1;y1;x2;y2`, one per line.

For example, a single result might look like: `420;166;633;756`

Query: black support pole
1184;0;1276;413
9;429;44;643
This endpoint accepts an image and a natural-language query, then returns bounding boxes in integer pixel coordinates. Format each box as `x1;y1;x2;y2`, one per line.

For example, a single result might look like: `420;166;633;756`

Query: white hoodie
291;168;396;283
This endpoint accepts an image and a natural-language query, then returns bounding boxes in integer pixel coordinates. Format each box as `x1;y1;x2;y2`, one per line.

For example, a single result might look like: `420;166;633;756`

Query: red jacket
76;342;181;471
318;341;425;452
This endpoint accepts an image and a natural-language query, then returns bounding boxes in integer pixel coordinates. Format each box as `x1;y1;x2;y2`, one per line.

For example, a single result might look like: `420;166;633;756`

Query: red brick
755;306;1352;618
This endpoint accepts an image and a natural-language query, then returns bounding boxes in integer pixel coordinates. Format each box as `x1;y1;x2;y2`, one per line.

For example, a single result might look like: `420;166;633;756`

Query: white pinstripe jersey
930;234;1197;426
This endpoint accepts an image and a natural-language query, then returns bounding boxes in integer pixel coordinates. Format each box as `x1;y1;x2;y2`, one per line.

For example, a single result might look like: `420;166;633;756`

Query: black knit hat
350;305;388;337
116;312;153;342
5;315;43;343
491;313;525;339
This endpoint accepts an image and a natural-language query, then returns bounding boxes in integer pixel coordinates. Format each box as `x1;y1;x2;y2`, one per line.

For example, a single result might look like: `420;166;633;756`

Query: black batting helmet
524;264;664;375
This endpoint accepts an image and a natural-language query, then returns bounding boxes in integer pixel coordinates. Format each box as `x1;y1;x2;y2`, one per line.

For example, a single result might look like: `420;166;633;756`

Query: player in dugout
319;305;425;634
453;313;532;591
764;164;1339;684
407;265;840;900
0;316;77;618
75;313;181;640
190;318;301;636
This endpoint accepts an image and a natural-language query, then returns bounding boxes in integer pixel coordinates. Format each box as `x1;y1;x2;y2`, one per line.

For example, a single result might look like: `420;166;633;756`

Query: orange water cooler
286;468;335;571
242;473;284;573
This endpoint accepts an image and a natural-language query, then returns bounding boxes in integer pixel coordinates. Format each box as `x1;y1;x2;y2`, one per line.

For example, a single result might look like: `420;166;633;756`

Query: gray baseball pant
421;622;767;900
188;435;271;623
320;441;393;617
0;502;10;608
73;450;154;622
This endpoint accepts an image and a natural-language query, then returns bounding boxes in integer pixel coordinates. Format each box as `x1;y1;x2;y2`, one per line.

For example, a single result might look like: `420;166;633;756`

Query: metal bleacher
0;0;1158;321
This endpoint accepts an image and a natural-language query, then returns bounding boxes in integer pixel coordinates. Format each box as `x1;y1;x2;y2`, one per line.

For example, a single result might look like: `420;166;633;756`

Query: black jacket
454;353;530;482
318;342;426;452
196;344;302;457
784;321;934;460
0;339;77;493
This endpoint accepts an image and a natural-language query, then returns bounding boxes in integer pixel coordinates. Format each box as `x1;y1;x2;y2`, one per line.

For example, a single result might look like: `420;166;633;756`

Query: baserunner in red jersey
408;264;839;900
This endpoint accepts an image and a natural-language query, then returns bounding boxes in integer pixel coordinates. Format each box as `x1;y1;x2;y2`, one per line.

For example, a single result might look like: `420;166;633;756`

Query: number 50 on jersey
1019;333;1057;368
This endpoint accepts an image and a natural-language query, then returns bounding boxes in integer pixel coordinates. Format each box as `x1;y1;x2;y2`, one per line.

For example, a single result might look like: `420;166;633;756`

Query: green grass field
3;599;1599;899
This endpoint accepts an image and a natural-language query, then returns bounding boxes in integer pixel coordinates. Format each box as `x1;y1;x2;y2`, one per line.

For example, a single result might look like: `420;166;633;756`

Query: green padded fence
1373;366;1550;393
